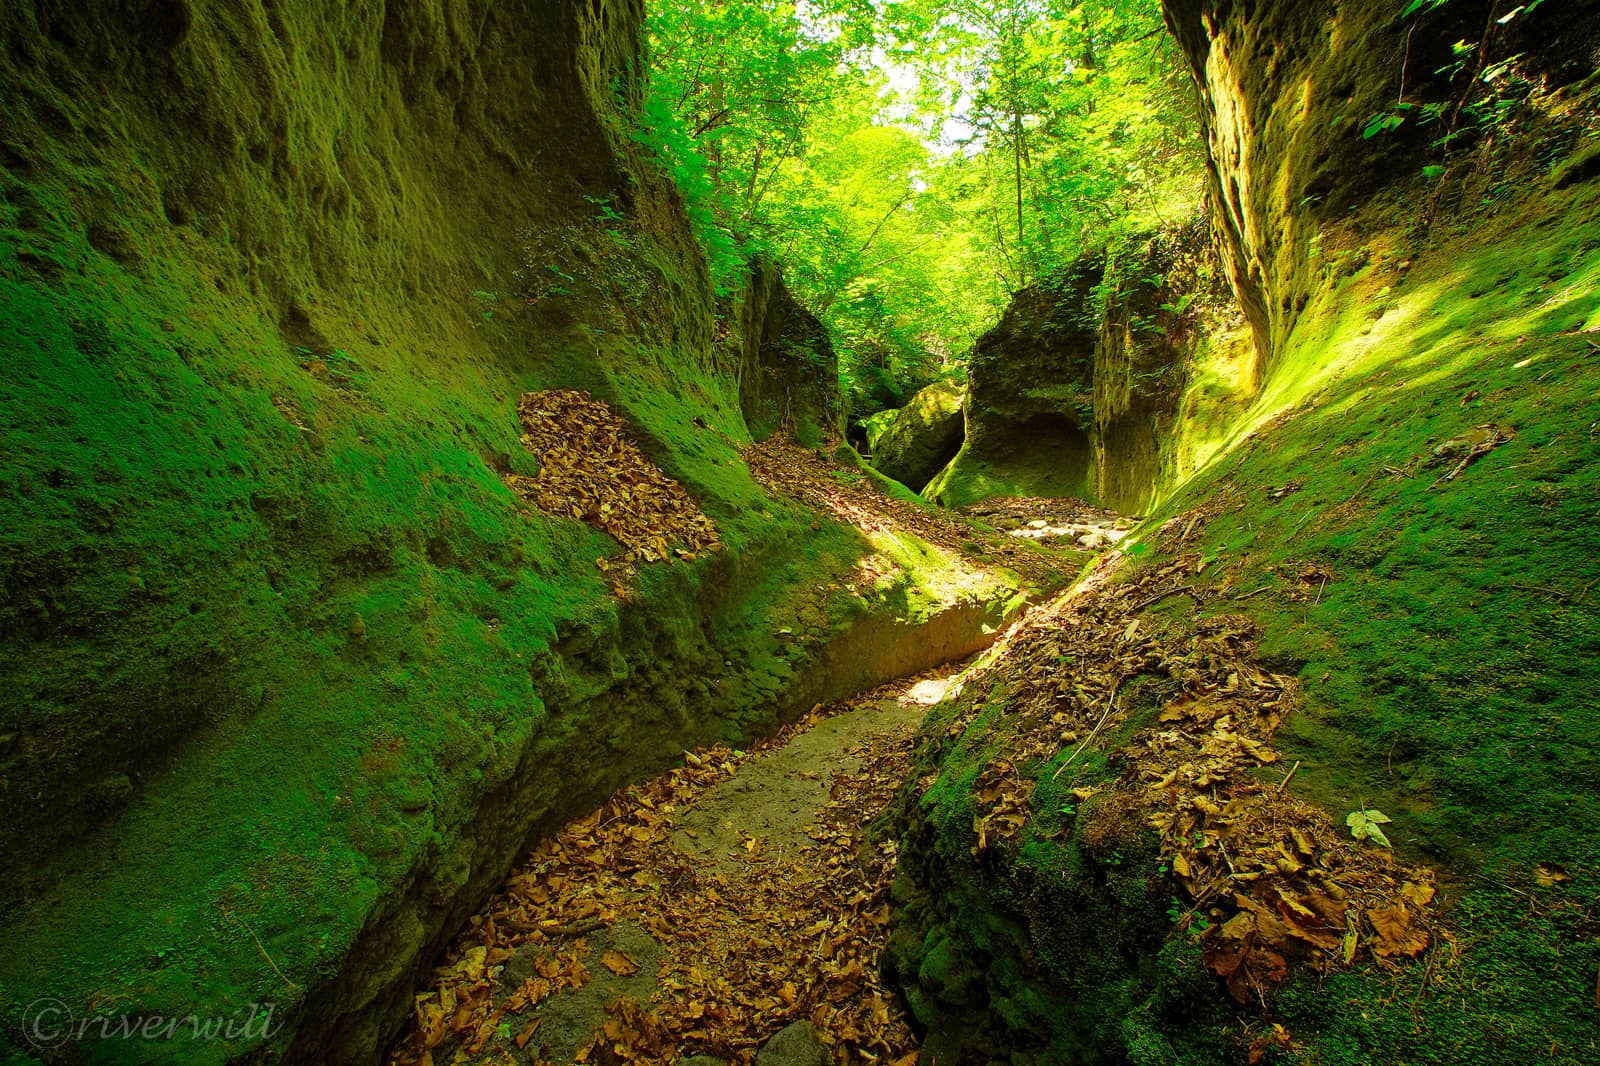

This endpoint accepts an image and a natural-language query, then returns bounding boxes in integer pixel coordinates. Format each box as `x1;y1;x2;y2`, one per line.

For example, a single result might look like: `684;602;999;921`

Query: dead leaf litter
933;542;1442;1008
503;390;722;591
388;671;955;1066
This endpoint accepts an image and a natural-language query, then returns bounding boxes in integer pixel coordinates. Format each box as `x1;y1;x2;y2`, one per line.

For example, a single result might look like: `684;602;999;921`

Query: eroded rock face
924;261;1103;508
731;259;844;443
1091;221;1251;513
1160;0;1600;368
925;224;1249;514
871;380;965;493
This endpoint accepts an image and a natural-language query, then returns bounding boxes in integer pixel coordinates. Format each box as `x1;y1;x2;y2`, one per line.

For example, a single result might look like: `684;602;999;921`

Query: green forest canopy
639;0;1204;414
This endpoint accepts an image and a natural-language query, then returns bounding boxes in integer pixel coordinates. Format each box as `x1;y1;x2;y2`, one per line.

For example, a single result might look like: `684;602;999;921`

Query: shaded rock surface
925;262;1102;508
1090;221;1253;513
926;227;1252;513
731;259;844;443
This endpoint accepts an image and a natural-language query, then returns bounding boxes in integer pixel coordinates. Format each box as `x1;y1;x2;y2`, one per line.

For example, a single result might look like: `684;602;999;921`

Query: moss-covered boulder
871;381;965;493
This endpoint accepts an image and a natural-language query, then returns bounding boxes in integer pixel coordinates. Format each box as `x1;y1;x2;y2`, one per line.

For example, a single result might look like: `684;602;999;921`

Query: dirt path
389;669;967;1066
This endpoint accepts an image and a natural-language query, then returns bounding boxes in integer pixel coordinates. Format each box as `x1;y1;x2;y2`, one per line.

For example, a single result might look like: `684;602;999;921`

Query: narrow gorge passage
389;661;947;1066
388;446;1131;1066
3;2;1597;1064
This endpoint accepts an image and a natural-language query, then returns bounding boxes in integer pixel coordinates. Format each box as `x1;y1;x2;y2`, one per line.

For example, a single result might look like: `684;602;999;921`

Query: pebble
754;1020;829;1066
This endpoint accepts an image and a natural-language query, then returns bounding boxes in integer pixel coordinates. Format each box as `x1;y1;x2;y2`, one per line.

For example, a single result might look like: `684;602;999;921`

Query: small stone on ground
754;1020;829;1066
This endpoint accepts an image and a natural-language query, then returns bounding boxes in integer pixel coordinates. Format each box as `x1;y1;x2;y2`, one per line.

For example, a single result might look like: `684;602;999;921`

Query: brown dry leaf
455;945;488;981
1205;922;1289;1004
600;949;641;977
1400;880;1436;907
1534;863;1572;887
1369;902;1429;958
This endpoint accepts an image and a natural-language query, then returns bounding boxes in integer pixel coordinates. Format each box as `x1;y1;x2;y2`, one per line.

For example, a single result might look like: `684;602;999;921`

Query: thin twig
1275;760;1301;795
1053;678;1122;780
1410;939;1439;1022
1398;24;1416;107
1133;584;1194;612
1508;583;1572;602
1473;873;1533;899
224;907;302;993
1235;584;1274;601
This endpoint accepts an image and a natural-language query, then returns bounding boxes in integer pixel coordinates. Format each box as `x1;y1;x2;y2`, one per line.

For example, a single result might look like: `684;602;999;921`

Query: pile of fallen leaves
504;391;721;587
934;517;1441;1011
390;679;933;1066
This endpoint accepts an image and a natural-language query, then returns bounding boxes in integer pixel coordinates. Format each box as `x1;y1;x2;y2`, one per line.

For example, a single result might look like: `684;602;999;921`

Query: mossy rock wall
889;2;1600;1062
0;3;944;1063
730;258;844;443
1161;0;1600;369
883;671;1218;1066
1092;222;1254;515
871;380;965;494
926;228;1252;514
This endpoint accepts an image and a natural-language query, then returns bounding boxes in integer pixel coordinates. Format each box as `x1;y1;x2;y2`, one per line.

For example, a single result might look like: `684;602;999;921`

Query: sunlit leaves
1346;808;1393;847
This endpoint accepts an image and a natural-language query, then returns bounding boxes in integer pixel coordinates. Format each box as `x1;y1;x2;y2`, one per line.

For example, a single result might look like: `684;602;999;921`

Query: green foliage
1345;809;1394;847
1363;102;1415;139
631;82;747;295
1364;0;1551;160
641;0;1202;415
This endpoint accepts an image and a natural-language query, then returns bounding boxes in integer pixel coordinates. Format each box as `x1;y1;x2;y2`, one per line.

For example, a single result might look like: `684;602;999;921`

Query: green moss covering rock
1091;221;1253;515
871;380;965;493
925;230;1253;514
